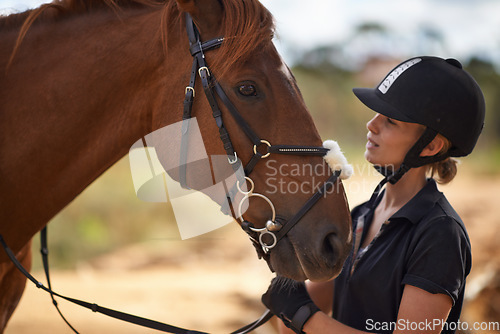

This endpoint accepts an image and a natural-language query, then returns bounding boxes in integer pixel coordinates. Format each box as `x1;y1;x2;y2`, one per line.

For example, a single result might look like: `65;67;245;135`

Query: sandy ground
6;173;500;334
6;226;277;334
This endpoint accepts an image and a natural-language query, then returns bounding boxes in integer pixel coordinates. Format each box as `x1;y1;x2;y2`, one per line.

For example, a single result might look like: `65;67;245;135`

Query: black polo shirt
333;179;471;334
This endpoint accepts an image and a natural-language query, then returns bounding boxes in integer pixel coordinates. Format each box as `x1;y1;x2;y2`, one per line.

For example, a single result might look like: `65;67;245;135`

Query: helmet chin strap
369;127;447;207
375;127;445;183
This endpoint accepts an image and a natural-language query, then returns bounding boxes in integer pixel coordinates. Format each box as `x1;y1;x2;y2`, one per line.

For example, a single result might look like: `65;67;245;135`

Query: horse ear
175;0;223;39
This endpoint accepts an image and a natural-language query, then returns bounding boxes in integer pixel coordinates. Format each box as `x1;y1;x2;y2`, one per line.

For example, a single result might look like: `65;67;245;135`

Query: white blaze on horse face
129;118;249;239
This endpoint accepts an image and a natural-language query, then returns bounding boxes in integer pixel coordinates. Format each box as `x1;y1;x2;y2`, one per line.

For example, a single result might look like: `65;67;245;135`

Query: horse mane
164;0;275;77
2;0;275;76
0;0;164;29
213;0;275;77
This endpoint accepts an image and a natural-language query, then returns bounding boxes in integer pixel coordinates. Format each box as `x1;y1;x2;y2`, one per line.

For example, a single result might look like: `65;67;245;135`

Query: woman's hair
428;134;458;184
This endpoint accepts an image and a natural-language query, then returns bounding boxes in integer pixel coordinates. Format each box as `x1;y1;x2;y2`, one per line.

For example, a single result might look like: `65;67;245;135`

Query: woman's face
365;113;425;169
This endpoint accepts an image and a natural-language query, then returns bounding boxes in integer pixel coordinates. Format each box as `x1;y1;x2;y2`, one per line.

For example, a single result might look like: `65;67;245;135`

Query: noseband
181;14;342;266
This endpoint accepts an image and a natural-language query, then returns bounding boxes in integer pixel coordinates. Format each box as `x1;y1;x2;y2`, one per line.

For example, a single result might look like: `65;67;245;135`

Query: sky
260;0;500;66
2;0;500;67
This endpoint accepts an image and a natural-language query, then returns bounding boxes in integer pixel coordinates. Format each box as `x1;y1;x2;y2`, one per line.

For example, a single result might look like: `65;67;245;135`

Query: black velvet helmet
353;56;485;183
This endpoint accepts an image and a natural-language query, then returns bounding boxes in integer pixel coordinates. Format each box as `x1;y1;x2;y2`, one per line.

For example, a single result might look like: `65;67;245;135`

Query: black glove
262;277;320;334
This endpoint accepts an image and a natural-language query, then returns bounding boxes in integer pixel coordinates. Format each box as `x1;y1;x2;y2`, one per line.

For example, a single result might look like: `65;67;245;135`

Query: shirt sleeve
402;216;471;305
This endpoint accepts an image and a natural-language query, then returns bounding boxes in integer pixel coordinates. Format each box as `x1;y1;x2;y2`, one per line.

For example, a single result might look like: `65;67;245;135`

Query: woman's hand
261;277;320;334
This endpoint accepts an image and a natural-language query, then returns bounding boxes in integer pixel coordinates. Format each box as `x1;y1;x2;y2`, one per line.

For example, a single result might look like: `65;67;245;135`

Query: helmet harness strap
370;127;449;207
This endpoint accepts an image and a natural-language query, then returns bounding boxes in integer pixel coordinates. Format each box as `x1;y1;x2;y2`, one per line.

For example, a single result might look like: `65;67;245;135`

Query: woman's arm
303;284;452;334
393;284;452;334
306;280;335;315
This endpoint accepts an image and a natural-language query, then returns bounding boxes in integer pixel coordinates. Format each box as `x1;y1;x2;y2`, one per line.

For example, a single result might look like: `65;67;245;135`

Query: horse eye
238;84;257;96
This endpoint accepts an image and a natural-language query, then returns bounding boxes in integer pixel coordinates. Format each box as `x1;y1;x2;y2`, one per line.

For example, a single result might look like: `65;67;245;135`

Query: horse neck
0;6;187;253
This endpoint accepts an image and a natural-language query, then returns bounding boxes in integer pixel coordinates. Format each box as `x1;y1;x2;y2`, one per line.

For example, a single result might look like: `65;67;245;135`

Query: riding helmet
353;56;485;183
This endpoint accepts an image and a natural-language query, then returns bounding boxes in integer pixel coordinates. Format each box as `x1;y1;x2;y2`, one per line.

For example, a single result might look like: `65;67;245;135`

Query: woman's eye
238;84;257;96
387;117;396;125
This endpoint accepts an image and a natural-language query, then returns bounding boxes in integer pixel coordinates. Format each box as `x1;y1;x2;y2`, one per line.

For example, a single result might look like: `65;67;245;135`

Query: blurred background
2;0;500;333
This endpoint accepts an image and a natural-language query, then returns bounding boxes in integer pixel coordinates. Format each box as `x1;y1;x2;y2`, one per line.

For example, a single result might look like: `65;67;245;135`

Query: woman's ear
421;135;445;157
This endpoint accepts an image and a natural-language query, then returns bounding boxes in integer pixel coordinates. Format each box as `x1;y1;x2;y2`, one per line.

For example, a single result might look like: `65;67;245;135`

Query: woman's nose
366;114;379;133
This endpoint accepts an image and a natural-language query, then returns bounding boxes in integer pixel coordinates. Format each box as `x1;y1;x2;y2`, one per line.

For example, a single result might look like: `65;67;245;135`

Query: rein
0;13;345;334
0;232;272;334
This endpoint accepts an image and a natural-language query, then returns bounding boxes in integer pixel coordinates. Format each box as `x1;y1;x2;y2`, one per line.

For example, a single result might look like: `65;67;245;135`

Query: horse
0;0;352;331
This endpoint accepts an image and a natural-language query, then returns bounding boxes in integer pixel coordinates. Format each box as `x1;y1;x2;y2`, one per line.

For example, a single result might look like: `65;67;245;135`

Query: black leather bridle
181;13;341;264
0;13;343;334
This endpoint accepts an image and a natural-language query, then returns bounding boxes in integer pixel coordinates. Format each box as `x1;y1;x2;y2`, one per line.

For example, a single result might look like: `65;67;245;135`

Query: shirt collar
389;178;442;224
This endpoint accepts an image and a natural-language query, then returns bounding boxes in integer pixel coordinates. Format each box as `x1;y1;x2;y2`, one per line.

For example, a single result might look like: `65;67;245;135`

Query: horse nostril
322;233;340;257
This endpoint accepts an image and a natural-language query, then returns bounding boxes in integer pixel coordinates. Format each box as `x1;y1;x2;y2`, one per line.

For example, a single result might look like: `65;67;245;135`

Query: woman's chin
364;151;377;165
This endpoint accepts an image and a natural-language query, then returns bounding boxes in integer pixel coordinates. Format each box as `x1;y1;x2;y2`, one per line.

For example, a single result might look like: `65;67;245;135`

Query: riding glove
261;277;319;334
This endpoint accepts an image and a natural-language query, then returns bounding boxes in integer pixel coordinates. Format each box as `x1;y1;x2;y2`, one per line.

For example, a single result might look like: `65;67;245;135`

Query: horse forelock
215;0;275;78
164;0;275;79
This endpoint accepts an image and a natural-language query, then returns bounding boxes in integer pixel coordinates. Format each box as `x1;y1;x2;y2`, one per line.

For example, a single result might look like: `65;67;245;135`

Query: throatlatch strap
181;14;227;188
180;58;199;189
186;13;239;165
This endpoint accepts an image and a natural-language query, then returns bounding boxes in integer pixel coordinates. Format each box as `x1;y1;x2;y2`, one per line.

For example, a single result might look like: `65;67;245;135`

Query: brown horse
0;0;351;331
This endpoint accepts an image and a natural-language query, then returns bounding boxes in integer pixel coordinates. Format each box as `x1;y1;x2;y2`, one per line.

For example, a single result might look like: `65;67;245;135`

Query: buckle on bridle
185;86;195;97
198;66;210;77
253;139;271;158
228;152;238;164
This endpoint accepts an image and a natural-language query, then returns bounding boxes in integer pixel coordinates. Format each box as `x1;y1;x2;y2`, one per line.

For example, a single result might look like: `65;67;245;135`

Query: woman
262;56;485;334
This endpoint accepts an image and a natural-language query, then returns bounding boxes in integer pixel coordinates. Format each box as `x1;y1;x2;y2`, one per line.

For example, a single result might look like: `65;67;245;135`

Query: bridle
181;13;342;264
0;13;344;334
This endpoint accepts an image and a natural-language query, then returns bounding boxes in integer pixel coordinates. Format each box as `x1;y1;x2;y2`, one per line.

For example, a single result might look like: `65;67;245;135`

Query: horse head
0;1;351;330
153;0;352;282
